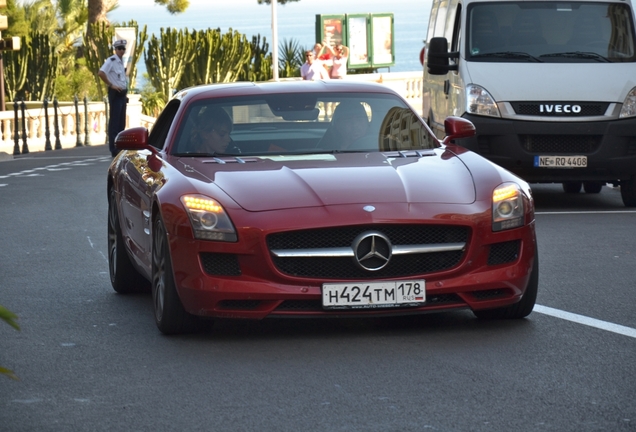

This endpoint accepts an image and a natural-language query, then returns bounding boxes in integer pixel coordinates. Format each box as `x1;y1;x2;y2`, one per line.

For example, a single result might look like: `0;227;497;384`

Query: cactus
3;37;29;102
178;28;252;89
25;32;58;101
240;34;273;82
144;27;197;102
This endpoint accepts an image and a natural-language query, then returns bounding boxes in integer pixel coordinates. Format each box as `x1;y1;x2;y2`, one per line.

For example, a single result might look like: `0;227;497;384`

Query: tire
562;182;582;193
583;182;604;194
473;249;539;320
108;188;150;294
620;176;636;207
152;216;201;335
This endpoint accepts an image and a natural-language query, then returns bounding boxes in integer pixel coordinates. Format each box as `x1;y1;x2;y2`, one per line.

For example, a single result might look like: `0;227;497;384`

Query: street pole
271;0;279;81
0;52;5;111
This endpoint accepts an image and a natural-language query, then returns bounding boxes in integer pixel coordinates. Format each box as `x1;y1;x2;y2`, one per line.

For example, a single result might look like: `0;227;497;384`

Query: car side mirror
426;37;459;75
443;117;476;144
114;127;154;152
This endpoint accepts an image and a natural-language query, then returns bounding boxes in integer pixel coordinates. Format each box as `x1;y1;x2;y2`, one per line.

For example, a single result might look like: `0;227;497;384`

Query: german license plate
322;280;425;309
534;155;587;168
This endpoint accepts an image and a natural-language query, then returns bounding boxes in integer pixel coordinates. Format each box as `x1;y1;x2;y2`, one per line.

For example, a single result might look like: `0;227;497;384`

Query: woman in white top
324;44;349;79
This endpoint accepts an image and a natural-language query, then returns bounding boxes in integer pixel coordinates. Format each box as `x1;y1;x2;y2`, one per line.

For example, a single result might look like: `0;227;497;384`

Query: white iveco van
422;0;636;206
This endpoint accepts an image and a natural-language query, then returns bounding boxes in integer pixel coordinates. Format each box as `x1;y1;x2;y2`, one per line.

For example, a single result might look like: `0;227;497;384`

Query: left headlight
619;87;636;118
492;182;524;231
466;84;500;118
181;194;237;241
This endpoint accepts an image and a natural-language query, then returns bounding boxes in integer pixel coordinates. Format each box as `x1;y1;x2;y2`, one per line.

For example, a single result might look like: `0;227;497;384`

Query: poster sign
114;27;136;77
372;15;394;66
315;13;395;69
348;15;369;67
321;16;344;47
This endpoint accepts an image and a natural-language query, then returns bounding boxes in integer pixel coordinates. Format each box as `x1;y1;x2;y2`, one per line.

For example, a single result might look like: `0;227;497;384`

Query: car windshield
467;1;636;63
171;92;439;156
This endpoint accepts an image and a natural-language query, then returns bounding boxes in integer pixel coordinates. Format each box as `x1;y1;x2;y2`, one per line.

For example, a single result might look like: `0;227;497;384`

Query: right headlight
181;194;237;241
466;84;500;118
492;182;524;232
619;87;636;118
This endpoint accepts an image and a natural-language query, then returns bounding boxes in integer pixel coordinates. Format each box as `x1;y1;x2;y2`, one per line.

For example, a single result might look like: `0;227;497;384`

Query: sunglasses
115;46;126;51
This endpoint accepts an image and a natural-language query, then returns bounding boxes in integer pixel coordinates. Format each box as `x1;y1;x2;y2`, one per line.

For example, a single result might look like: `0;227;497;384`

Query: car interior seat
510;11;547;46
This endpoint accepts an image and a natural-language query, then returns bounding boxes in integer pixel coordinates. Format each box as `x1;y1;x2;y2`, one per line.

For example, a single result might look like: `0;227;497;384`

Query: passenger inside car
317;101;372;150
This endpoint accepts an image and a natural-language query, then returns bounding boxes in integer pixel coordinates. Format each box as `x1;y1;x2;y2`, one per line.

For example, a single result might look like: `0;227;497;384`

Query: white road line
534;304;636;339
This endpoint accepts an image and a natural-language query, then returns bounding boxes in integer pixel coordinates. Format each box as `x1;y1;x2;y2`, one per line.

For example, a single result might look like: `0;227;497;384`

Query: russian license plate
322;280;426;309
534;155;587;168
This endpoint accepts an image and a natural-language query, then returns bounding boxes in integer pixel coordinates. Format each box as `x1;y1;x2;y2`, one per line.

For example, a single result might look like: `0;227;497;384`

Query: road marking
535;304;636;339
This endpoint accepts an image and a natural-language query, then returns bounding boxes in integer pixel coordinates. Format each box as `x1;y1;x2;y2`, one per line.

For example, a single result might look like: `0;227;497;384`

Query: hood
463;61;636;103
180;151;476;212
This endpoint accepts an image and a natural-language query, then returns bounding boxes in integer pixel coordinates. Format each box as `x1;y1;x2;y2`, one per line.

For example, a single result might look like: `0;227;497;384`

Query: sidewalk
1;142;110;162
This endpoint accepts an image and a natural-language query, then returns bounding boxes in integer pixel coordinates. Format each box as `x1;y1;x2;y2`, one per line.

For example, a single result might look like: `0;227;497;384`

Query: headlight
492;183;524;231
466;84;500;118
181;194;237;241
619;87;636;118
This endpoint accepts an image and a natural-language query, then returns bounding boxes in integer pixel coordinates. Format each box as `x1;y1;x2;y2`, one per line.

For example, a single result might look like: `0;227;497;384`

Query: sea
107;0;432;82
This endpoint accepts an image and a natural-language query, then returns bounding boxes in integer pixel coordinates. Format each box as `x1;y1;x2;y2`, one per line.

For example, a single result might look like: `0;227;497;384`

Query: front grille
200;253;241;276
520;134;601;154
488;240;520;266
273;294;464;312
268;225;469;279
512;102;608;117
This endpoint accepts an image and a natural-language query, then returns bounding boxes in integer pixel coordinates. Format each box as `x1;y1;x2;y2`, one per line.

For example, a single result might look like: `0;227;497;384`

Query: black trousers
108;88;128;156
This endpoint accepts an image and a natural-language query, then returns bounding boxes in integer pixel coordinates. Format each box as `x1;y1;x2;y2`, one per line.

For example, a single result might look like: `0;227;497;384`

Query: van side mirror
426;37;459;75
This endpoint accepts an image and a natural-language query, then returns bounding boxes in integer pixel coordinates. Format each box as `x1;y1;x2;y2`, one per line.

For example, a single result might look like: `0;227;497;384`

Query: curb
0;152;13;162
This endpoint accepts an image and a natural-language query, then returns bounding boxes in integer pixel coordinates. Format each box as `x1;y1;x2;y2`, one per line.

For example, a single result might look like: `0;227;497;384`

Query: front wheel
473;249;539;320
562;182;582;194
108;188;150;294
621;176;636;207
152;216;201;335
583;181;604;194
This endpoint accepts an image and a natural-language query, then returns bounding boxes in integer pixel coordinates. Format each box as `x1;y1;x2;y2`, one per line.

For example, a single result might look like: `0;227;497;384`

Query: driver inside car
189;107;236;155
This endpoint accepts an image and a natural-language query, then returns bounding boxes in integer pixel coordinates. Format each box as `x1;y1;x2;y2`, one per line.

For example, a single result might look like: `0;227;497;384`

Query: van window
434;0;450;37
466;2;636;62
427;1;440;41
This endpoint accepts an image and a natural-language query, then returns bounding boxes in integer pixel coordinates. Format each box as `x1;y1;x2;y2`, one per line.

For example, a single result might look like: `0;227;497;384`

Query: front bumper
458;114;636;183
169;221;537;320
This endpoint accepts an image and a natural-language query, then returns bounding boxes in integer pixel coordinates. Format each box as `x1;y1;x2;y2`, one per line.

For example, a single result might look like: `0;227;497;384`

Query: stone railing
0;71;423;157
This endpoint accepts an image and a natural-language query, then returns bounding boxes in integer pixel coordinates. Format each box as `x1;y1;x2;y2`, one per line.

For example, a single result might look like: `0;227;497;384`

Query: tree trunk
88;0;115;24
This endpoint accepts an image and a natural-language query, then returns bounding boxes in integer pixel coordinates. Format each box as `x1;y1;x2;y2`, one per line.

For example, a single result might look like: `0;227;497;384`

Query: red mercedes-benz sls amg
107;80;538;334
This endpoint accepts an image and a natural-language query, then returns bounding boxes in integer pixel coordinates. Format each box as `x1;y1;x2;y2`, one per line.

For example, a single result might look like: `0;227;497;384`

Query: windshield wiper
540;51;611;62
471;51;543;62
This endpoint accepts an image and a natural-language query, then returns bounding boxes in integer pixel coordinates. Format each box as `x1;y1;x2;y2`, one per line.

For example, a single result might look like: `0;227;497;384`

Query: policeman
98;39;128;157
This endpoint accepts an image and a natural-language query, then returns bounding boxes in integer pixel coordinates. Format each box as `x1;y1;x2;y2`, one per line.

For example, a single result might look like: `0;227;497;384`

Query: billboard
316;13;395;70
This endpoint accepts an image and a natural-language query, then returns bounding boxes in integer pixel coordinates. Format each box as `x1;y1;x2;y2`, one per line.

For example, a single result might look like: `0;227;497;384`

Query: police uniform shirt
100;54;127;89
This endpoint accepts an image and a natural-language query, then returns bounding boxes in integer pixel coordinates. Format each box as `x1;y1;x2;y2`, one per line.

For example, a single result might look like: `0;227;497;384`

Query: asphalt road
1;145;635;431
